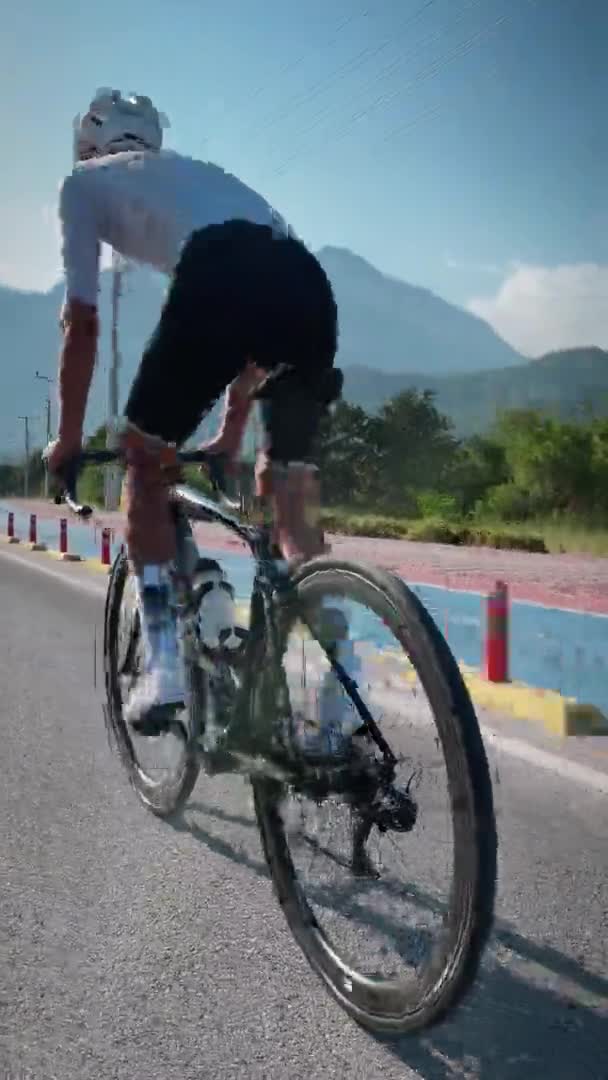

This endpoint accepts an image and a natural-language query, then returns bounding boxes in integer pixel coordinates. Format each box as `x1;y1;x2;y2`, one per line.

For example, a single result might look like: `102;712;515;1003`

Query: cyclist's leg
119;228;249;728
247;231;341;563
236;233;365;754
122;258;245;571
254;368;338;561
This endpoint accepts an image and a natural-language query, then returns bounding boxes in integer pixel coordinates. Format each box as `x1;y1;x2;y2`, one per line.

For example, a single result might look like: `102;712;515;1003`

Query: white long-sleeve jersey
58;148;289;306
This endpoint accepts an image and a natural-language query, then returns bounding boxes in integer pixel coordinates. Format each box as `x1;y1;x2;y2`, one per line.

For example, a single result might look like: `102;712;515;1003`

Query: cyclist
44;88;346;737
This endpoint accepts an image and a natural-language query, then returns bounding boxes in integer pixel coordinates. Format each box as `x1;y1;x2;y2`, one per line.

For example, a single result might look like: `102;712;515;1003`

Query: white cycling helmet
73;88;169;161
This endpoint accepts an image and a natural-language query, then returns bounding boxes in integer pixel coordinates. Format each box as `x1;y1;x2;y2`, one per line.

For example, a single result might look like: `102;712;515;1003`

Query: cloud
468;263;608;357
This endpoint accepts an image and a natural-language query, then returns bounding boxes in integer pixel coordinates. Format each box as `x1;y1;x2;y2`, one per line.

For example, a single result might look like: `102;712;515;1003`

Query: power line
218;5;373;125
249;0;437;143
267;2;516;178
262;0;481;166
349;9;510;129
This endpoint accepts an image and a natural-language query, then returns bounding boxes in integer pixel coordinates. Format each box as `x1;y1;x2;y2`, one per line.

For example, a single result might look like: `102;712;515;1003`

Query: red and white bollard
28;513;46;552
484;580;509;683
101;527;111;566
59;516;80;561
7;510;19;544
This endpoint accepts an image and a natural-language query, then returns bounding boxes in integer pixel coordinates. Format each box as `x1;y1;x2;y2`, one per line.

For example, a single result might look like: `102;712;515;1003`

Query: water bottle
319;639;362;755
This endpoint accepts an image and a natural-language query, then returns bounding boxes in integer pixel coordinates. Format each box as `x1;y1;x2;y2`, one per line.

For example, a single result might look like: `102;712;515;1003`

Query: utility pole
35;371;54;498
17;415;34;498
105;250;124;510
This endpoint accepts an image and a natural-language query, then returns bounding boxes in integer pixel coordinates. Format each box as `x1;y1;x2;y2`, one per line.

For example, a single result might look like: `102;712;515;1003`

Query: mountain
0;268;196;456
317;246;524;374
344;348;608;434
0;250;600;454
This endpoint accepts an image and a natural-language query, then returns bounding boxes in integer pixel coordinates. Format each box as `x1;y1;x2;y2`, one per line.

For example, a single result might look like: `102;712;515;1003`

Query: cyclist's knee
254;365;342;466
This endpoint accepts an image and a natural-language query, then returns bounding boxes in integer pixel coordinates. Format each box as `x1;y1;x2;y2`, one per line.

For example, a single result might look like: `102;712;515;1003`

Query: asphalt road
1;545;607;1080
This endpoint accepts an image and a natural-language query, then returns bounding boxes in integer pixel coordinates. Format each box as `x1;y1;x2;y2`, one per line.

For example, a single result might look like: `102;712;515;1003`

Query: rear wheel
252;556;497;1035
103;549;201;817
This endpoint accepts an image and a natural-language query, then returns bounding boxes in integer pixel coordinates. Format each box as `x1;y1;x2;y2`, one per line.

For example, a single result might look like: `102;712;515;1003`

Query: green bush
322;511;549;553
416;490;460;521
320;510;409;539
181;464;214;496
475;483;532;523
79;464;105;507
407;518;464;544
466;525;547;553
488;530;547;553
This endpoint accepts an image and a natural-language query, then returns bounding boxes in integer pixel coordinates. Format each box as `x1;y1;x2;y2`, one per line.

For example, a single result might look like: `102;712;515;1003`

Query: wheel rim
261;571;479;1018
112;566;191;795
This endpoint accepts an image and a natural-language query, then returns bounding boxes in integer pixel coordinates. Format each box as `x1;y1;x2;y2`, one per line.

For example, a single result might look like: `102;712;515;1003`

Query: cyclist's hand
197;435;239;475
43;436;82;477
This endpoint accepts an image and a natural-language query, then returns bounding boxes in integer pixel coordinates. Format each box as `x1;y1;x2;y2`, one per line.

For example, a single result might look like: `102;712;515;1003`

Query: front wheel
252;556;497;1035
103;548;201;817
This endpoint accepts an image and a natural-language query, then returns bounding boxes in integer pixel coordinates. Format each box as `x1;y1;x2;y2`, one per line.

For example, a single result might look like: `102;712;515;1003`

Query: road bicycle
57;448;497;1036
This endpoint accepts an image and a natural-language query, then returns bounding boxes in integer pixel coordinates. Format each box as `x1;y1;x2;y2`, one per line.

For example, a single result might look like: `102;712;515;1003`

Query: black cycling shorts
124;219;340;463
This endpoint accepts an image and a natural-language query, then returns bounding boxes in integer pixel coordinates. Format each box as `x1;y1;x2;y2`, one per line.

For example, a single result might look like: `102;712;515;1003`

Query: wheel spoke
253;559;496;1034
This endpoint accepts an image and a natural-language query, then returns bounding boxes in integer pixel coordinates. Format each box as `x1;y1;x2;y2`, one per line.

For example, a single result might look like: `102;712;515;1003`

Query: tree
493;410;594;515
590;418;608;515
317;400;382;506
374;389;457;511
78;424;109;506
448;434;508;515
0;463;19;495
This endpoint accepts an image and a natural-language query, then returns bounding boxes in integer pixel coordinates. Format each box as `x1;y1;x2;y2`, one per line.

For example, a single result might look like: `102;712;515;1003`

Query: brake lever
52;455;93;518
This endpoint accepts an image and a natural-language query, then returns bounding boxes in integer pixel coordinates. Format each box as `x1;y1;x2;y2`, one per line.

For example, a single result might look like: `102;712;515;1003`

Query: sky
0;0;606;356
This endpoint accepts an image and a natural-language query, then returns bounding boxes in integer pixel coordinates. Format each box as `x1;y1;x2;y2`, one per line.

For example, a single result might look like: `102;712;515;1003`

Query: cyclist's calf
255;456;325;562
252;364;342;563
119;422;178;570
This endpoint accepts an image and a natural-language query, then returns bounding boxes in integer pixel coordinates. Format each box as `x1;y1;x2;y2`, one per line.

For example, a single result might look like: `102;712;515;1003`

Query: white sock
135;563;176;666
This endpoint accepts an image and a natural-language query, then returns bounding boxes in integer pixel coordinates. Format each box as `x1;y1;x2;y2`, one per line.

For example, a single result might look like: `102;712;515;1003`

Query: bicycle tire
103;548;201;817
252;556;497;1035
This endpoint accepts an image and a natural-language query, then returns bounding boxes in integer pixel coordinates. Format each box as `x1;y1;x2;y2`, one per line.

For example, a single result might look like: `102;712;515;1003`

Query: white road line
481;726;608;795
286;656;608;795
3;543;607;795
0;545;106;599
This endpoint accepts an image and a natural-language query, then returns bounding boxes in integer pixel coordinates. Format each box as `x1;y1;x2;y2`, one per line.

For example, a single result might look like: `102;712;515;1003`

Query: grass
320;506;608;556
8;473;607;556
482;518;608;557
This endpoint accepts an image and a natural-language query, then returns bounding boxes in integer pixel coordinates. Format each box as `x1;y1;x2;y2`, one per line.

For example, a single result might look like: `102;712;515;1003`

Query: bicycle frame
169;480;301;762
56;449;395;771
160;483;397;775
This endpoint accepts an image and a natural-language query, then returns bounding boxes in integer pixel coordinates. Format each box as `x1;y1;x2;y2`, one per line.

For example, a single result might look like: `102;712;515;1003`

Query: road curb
46;549;83;563
237;597;607;738
460;670;608;737
374;649;608;738
4;537;607;738
83;558;112;575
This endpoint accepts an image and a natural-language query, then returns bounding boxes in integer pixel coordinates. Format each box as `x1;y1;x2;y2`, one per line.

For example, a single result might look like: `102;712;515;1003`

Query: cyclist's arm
203;362;265;457
56;173;101;448
57;299;99;447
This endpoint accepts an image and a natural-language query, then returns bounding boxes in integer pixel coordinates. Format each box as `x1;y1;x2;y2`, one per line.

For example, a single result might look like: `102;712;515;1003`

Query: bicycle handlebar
52;449;234;519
